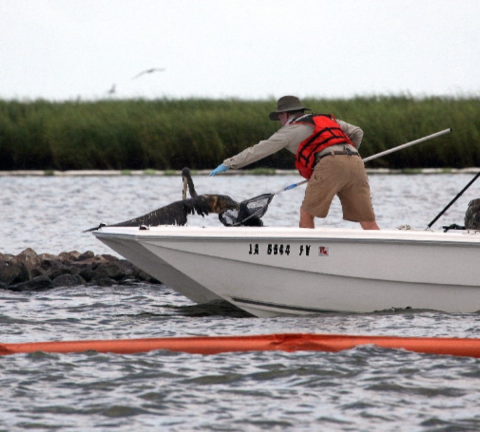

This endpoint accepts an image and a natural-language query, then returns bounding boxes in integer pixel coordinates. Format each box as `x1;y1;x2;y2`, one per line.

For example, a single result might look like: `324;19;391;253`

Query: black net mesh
218;209;238;226
219;193;273;227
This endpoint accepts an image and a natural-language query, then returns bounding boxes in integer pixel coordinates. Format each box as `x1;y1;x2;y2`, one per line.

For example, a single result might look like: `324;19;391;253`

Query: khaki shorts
301;155;376;222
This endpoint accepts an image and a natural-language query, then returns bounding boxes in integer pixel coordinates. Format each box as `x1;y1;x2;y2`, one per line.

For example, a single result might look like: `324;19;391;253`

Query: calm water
1;173;480;431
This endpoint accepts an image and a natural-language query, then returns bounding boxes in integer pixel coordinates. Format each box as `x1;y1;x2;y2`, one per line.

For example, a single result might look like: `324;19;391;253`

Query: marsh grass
0;96;479;170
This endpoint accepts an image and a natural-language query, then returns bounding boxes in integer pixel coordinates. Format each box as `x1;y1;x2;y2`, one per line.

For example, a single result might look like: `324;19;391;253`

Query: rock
0;259;29;285
44;261;71;280
9;275;52;292
78;251;95;261
91;255;108;268
0;253;14;262
51;274;85;288
59;251;81;262
16;248;42;272
39;253;62;272
135;268;160;283
69;261;95;282
116;260;138;279
95;277;118;286
101;254;120;263
92;263;122;281
0;249;162;290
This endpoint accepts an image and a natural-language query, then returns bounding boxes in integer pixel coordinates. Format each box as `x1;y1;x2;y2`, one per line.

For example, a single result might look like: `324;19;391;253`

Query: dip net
219;193;274;227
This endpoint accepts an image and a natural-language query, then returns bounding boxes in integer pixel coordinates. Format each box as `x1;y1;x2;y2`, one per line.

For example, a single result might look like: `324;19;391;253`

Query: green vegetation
0;96;479;170
402;168;424;174
142;169;158;175
248;168;277;175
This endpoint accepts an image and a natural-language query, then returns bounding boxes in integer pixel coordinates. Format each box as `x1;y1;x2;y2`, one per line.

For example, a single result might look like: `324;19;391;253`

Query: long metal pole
426;170;480;229
362;128;452;162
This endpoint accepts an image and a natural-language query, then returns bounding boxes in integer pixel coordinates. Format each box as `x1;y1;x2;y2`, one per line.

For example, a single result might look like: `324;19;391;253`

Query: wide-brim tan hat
269;96;310;121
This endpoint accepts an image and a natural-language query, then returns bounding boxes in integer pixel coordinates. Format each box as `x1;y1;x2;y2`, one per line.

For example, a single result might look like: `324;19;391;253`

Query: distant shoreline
0;168;479;177
1;98;478;171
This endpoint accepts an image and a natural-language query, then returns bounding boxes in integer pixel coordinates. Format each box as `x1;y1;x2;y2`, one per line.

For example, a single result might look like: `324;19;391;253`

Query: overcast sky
1;0;479;101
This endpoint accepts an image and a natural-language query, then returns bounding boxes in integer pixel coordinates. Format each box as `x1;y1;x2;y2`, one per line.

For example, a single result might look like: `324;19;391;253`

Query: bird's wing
131;68;165;80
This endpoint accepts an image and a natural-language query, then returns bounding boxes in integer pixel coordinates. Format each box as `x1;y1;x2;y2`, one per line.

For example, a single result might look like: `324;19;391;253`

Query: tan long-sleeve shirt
223;118;363;170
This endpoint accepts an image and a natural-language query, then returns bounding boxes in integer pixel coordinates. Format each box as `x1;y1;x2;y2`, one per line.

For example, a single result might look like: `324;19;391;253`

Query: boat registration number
249;243;329;257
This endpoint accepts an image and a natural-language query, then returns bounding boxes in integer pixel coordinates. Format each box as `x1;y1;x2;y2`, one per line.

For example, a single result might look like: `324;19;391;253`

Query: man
210;96;379;230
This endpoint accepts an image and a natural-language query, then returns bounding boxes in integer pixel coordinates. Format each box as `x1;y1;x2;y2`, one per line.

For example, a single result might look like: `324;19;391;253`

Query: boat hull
94;226;480;317
94;229;222;303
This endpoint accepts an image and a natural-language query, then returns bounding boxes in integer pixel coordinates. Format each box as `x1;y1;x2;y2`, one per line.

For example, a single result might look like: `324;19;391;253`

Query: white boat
93;225;480;318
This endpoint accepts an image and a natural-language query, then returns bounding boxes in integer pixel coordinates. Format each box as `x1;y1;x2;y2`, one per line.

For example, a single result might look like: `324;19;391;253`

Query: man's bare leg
300;207;315;228
360;220;380;230
300;208;380;230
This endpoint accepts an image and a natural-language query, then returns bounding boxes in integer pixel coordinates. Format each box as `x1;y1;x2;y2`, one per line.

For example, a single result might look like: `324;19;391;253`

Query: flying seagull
131;68;165;80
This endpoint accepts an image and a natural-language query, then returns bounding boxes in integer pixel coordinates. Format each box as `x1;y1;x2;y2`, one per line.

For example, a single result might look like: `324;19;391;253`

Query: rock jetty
0;248;160;291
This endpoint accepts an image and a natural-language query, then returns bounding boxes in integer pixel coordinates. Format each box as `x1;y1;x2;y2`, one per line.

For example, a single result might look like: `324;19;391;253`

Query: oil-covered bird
84;168;239;232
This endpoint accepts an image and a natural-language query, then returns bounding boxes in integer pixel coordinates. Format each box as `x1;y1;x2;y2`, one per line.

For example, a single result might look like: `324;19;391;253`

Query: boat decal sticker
249;243;260;255
318;246;329;256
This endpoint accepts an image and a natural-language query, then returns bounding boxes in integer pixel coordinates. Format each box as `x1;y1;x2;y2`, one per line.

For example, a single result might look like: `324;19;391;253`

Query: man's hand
209;164;229;176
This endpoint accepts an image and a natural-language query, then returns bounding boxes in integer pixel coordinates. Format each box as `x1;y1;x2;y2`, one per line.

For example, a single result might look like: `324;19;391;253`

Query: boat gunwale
93;228;480;248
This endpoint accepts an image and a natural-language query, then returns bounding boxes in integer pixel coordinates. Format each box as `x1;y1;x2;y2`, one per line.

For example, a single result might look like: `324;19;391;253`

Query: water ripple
1;175;480;430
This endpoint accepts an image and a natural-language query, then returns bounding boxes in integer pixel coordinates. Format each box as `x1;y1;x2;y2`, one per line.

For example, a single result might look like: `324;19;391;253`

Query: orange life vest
293;114;353;179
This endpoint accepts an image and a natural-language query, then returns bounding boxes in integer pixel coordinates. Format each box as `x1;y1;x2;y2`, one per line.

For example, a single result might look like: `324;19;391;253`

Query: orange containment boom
1;333;480;358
